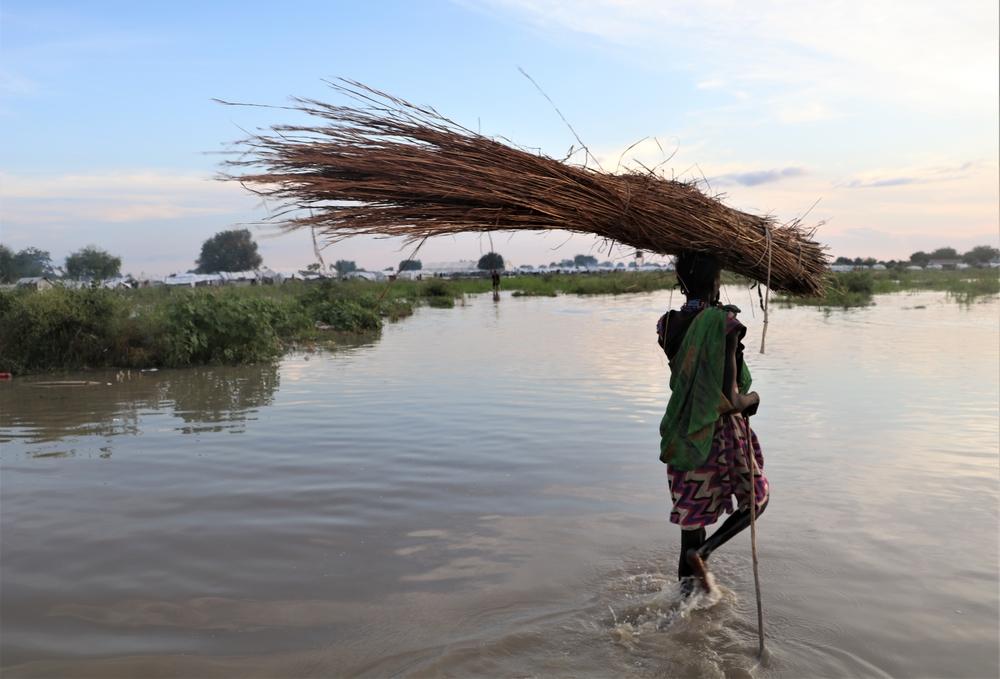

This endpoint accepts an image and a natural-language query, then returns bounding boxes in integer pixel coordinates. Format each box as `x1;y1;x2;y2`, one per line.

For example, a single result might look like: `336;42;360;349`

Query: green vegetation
0;281;388;374
65;246;122;280
195;229;263;273
477;251;504;270
0;286;137;372
161;293;307;366
2;268;996;374
776;271;875;309
0;246;55;283
0;273;675;373
777;268;999;309
421;279;456;307
334;260;357;276
961;245;1000;266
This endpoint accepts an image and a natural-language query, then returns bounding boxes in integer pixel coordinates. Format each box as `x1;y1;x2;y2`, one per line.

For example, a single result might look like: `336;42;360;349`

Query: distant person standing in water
491;269;501;300
656;251;769;594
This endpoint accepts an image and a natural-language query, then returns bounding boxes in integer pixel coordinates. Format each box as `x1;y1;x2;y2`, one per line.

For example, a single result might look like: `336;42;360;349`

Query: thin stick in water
743;415;765;657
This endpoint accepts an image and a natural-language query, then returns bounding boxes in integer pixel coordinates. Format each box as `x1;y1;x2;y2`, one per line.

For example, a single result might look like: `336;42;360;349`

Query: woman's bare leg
699;499;768;560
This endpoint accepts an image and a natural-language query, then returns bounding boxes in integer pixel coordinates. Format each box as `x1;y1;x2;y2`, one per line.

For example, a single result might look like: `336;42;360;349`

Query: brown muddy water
1;289;998;678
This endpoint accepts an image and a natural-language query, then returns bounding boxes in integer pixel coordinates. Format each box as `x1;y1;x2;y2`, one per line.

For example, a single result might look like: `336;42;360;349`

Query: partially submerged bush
0;287;318;373
159;293;291;366
840;271;874;295
299;280;383;332
426;296;455;308
0;287;132;373
311;298;383;332
422;279;452;298
379;298;414;321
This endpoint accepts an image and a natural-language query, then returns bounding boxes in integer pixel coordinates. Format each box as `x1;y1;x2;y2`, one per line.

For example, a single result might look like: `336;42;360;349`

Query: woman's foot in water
685;549;713;593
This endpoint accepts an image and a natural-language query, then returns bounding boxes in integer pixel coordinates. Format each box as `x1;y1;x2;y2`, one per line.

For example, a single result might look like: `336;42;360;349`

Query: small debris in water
29;380;104;387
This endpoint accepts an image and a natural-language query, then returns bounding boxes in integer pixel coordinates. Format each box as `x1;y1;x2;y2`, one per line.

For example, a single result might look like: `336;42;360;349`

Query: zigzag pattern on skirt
667;414;769;529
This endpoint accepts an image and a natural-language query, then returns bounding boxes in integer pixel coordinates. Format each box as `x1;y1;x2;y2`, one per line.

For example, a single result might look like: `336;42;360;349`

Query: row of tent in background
829;260;997;273
9;269;283;291
9;269;284;291
11;258;998;291
7;260;679;290
388;259;677;281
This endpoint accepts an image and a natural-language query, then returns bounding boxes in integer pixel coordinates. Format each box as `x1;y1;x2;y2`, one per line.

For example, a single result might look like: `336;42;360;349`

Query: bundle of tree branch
221;81;827;295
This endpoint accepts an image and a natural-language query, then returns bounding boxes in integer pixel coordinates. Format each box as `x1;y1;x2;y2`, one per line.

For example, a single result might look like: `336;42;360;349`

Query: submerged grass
775;268;999;309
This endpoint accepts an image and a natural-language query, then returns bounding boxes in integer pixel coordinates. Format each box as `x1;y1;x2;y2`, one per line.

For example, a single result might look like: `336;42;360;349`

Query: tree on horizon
929;247;958;260
962;245;999;265
0;246;55;282
195;229;262;273
65;246;122;280
334;260;357;276
477;252;504;270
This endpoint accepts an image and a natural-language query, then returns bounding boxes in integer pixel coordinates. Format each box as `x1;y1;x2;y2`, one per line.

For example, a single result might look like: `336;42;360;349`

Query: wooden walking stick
742;414;766;658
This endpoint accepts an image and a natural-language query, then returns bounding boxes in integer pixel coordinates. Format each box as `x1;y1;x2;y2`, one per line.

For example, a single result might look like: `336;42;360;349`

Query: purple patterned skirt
667;414;769;529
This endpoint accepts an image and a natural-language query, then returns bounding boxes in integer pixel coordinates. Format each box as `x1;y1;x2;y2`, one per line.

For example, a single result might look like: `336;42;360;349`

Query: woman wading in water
657;251;769;594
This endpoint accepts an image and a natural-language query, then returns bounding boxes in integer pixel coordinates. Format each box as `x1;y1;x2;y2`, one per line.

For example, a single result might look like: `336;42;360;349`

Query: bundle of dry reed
221;81;827;295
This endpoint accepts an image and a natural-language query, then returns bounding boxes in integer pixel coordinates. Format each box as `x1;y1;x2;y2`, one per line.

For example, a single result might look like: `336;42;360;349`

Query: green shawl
659;307;752;471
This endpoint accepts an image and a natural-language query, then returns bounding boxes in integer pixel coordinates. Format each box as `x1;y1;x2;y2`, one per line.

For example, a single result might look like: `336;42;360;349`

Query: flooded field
1;289;997;678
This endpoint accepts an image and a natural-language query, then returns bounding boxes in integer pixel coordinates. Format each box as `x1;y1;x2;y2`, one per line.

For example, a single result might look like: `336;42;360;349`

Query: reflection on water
0;289;997;678
0;365;280;447
166;366;279;433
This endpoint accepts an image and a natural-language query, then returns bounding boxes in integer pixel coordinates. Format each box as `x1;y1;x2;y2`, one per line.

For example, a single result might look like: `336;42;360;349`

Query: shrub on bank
159;293;302;366
0;287;315;373
840;271;874;295
311;298;383;332
422;279;452;298
380;298;414;321
299;280;384;331
0;287;135;373
5;270;993;373
426;296;455;308
776;268;998;309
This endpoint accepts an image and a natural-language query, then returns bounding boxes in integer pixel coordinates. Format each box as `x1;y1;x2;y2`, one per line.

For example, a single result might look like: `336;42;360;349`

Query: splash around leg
685;549;713;593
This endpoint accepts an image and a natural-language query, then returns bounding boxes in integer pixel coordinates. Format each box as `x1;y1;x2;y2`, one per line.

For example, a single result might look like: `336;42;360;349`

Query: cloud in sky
480;0;999;119
842;162;980;189
720;159;998;256
1;1;996;271
0;171;263;275
2;158;995;272
712;167;807;187
0;71;39;96
0;171;249;225
477;0;998;258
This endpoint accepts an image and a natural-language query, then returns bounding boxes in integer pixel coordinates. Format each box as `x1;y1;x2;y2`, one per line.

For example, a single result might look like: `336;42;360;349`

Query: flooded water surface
2;290;998;678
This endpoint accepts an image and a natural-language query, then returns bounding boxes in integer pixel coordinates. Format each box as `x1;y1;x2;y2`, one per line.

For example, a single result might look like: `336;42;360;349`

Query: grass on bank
775;268;1000;309
0;281;386;374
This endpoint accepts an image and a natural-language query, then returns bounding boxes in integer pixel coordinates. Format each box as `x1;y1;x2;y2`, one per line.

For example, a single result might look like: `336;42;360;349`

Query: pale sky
1;0;997;276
